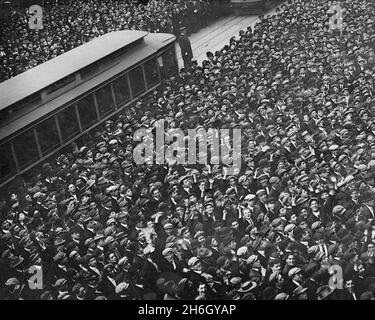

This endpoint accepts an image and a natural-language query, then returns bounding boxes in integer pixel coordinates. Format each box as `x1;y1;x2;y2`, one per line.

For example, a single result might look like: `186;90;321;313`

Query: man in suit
239;207;254;234
359;192;375;222
179;175;194;199
306;198;324;226
178;27;193;71
68;226;85;255
284;267;304;295
159;248;185;274
346;189;361;212
187;257;206;289
141;245;161;279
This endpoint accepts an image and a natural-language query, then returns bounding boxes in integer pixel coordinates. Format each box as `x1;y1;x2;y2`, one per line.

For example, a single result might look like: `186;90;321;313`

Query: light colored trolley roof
0;30;151;110
0;31;175;141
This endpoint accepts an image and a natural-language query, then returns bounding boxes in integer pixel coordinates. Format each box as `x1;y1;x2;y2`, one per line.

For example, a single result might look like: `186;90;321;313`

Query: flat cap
288;267;301;278
187;256;200;267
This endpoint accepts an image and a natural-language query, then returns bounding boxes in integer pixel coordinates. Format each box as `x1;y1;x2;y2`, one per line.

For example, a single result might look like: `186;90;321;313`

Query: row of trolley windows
0;49;178;182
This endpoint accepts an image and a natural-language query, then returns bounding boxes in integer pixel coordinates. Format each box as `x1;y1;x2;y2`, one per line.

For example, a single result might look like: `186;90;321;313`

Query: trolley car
0;30;177;188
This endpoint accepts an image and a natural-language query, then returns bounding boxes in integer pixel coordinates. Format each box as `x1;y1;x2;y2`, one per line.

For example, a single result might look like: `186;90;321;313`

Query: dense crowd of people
1;0;375;300
0;0;228;83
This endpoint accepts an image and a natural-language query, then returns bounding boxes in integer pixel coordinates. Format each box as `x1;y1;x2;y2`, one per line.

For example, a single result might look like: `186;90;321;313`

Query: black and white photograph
0;0;375;305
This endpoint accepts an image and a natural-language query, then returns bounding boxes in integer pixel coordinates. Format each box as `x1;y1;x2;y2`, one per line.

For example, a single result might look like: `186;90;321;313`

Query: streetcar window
58;104;80;141
129;66;146;97
0;142;17;181
144;58;160;88
162;47;178;78
36;116;60;155
77;94;97;130
113;74;131;106
13;129;39;169
96;84;115;118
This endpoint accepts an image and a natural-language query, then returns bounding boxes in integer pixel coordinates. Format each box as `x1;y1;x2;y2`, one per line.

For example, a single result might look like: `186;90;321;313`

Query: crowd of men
0;0;228;83
1;0;375;300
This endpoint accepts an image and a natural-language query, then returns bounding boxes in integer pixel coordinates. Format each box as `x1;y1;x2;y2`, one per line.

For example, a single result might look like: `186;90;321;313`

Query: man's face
165;227;173;236
78;286;87;298
290;214;297;224
268;202;275;211
72;231;80;240
310;200;319;212
198;283;206;296
271;262;281;273
293;272;302;282
126;188;133;197
229;178;236;186
165;251;174;262
286;255;295;266
301;230;310;240
175;206;184;217
189;195;197;203
368;243;375;254
205;205;214;215
82;195;89;204
192;261;202;272
243;208;251;219
345;280;354;291
153;189;161;199
183;229;191;239
183;178;192;188
199;181;206;190
321;191;329;201
229;240;237;250
109;253;117;264
198;236;206;245
300;208;308;217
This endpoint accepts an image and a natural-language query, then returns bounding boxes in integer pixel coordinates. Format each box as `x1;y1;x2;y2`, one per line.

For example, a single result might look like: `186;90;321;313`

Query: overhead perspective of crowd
1;0;375;300
0;0;227;83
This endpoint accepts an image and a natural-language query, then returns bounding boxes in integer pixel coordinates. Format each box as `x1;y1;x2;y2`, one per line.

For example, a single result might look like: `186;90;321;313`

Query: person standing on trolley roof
178;27;193;71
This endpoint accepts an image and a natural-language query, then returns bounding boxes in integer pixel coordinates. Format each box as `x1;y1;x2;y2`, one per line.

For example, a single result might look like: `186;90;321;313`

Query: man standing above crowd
178;27;193;71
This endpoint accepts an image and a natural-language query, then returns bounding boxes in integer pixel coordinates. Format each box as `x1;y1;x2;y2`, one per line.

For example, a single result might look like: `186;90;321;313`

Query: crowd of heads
2;0;375;300
0;0;216;83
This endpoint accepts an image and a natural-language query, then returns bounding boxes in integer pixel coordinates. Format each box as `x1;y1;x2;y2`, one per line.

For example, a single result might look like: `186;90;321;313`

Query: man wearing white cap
160;247;184;274
285;267;304;295
187;256;205;289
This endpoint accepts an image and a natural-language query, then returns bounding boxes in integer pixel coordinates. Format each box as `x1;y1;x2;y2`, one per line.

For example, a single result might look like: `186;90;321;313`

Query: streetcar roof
0;31;176;141
0;30;158;110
